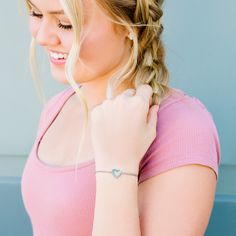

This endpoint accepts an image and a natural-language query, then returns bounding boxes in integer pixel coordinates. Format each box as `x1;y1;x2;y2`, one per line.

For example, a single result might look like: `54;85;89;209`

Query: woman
21;0;221;235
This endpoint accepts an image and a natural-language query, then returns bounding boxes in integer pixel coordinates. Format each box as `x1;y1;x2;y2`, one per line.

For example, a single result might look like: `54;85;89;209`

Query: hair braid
133;0;170;106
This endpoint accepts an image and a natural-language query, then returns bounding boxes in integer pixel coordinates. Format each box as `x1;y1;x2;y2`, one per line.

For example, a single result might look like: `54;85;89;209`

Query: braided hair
96;0;170;106
134;0;169;105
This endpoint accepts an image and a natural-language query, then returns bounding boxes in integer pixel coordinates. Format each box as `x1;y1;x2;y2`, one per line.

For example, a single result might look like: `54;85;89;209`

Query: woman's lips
48;50;68;65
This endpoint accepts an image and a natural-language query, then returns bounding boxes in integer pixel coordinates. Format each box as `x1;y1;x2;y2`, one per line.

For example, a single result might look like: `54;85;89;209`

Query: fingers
135;84;153;106
122;88;136;96
122;84;153;107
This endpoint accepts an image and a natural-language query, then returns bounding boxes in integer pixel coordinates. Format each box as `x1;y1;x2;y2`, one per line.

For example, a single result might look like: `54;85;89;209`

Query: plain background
0;0;235;196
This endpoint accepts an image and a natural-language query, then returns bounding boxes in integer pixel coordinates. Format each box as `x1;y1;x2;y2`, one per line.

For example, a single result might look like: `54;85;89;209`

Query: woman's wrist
95;159;139;176
95;167;138;179
95;169;139;186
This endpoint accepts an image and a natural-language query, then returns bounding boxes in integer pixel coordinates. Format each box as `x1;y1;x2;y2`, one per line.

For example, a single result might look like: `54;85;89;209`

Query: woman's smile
48;49;68;65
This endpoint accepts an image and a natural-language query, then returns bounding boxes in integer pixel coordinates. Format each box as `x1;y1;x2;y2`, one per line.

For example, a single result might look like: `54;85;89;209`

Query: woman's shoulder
43;86;72;114
38;87;73;126
156;87;220;153
45;86;72;107
157;88;220;164
138;87;221;183
159;87;214;121
160;87;205;108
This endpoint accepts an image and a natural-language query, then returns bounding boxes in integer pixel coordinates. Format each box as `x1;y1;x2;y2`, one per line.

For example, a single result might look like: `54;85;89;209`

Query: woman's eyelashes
29;10;72;30
29;10;42;18
58;22;73;30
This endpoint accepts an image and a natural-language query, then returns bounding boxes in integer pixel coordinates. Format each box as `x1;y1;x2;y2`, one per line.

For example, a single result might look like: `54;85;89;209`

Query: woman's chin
50;71;68;84
49;65;68;84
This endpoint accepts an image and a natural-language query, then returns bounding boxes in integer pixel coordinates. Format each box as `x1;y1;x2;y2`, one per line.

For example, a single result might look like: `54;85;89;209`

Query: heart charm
112;168;122;178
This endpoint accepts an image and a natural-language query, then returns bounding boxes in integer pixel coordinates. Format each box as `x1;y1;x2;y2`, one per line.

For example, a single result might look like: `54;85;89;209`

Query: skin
28;0;134;109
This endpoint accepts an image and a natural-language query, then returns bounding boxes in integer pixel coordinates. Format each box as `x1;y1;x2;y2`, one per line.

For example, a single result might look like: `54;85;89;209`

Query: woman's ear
112;24;129;38
127;32;134;41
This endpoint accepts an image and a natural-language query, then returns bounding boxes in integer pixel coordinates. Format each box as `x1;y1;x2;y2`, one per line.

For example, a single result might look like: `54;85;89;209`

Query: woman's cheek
58;32;73;52
79;31;100;60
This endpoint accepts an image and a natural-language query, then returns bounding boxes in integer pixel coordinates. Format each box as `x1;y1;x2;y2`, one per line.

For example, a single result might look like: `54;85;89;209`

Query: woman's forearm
92;171;141;236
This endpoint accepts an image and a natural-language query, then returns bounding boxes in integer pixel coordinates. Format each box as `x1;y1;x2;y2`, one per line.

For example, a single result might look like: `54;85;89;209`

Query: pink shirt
21;86;221;236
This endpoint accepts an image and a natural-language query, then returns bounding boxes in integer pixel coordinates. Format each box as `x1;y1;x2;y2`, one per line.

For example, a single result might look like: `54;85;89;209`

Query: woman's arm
92;163;217;236
92;171;141;236
90;85;218;235
90;85;157;235
138;164;217;236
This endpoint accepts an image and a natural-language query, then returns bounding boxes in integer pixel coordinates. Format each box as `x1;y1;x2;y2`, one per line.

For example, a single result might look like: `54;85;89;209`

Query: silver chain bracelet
95;168;138;179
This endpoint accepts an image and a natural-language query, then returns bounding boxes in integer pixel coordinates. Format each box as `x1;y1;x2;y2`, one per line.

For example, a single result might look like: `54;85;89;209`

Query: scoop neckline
34;87;95;172
33;86;185;172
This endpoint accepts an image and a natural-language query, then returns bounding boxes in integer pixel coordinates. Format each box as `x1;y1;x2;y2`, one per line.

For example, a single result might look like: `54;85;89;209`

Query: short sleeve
138;95;221;184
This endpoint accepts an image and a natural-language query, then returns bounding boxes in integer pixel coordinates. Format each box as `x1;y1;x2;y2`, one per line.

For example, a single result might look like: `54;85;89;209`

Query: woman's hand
90;84;159;173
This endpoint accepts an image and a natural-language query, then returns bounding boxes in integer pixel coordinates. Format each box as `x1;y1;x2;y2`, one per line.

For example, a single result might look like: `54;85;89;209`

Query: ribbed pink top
21;86;221;236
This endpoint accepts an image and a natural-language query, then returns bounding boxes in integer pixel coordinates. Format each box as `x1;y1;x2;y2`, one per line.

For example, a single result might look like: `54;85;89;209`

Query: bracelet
95;168;138;179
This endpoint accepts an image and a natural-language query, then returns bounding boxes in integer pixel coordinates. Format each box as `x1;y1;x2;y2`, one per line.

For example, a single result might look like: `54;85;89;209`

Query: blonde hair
26;0;170;178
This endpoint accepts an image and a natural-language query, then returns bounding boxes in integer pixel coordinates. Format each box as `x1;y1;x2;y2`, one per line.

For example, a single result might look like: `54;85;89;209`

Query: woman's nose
35;20;60;47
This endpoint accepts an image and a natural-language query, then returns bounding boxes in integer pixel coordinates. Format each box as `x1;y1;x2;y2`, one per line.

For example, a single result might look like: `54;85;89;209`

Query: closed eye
29;10;72;30
29;10;43;19
58;22;73;30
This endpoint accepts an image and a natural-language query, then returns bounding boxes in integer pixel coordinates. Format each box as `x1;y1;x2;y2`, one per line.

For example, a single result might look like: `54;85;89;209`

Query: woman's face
27;0;130;84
